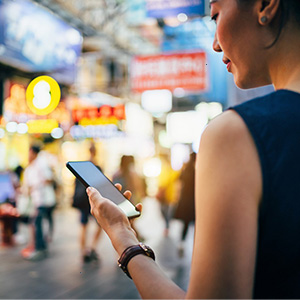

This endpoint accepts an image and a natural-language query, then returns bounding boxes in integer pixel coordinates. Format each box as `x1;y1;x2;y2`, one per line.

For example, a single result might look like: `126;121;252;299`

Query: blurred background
0;0;274;298
0;0;274;180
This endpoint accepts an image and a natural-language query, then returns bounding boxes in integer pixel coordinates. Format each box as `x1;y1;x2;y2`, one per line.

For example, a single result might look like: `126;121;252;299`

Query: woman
87;0;300;298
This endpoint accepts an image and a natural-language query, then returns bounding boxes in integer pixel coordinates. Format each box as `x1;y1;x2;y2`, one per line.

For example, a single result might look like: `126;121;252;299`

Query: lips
222;57;231;71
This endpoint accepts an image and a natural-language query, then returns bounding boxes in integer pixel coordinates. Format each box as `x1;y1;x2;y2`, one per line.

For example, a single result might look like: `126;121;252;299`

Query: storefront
0;0;227;205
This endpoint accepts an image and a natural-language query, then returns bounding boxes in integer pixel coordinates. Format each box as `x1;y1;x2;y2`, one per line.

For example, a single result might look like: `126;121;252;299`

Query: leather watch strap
118;243;155;279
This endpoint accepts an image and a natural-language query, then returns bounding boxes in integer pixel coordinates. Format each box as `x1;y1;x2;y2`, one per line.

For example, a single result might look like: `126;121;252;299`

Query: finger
86;186;102;203
86;186;95;196
123;190;132;200
115;183;122;191
135;203;143;213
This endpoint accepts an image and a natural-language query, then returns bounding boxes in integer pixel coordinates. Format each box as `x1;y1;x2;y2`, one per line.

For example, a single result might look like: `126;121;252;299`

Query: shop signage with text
72;105;126;123
131;52;208;93
70;124;125;139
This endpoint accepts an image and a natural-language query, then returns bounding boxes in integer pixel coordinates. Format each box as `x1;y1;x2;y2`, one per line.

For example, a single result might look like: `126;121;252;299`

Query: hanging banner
131;52;208;93
146;0;205;18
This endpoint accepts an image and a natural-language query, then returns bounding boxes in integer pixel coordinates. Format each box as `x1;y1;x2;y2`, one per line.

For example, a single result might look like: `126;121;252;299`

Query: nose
213;33;222;52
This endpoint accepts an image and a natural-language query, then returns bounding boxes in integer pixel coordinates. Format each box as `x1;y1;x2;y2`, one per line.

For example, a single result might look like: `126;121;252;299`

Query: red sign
72;104;126;123
131;52;208;93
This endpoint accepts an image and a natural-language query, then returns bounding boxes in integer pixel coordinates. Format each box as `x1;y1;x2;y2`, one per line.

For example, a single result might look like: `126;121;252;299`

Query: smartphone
66;161;141;219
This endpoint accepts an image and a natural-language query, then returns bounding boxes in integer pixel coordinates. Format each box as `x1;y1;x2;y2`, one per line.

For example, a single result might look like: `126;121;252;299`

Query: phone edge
66;161;90;189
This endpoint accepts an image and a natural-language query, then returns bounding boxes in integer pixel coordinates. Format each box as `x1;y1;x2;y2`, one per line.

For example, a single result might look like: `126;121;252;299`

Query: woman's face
211;0;272;88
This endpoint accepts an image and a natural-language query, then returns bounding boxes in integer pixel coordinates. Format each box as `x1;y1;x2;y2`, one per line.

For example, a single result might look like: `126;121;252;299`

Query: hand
86;184;141;255
0;203;20;218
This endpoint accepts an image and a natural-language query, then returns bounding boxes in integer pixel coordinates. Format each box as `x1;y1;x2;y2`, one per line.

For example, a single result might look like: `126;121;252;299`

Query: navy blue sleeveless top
231;90;300;299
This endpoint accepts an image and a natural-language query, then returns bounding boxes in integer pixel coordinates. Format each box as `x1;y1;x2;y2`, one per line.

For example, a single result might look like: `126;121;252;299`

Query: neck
268;25;300;92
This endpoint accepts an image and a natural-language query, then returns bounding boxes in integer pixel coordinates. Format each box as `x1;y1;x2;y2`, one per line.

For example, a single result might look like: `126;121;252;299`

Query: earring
260;16;267;23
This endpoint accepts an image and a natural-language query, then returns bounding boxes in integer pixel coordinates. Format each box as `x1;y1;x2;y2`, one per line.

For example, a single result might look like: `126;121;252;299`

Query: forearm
111;227;186;299
87;187;186;298
128;254;186;299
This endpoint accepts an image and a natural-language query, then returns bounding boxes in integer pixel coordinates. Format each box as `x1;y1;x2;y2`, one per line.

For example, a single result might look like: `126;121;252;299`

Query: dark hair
238;0;300;47
43;135;54;144
14;165;24;179
30;145;41;154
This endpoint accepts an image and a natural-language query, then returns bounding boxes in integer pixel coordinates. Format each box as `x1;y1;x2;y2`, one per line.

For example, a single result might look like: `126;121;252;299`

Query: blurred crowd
0;139;61;261
0;139;196;263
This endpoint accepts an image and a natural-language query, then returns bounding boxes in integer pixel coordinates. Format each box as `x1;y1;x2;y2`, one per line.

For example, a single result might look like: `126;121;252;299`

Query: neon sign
72;104;126;123
26;76;61;115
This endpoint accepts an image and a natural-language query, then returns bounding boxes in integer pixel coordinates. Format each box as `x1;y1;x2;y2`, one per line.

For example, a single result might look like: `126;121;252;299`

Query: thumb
86;186;94;196
86;186;101;201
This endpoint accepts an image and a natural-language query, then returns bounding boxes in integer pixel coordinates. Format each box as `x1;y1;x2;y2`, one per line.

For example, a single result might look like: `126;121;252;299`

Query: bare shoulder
201;109;252;149
197;109;262;205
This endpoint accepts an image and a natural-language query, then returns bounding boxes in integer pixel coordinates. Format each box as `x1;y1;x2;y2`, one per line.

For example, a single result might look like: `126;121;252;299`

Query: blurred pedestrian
156;153;180;237
72;143;102;263
174;152;196;256
9;165;24;244
37;142;60;242
11;165;35;246
41;135;63;207
113;155;146;240
22;144;56;260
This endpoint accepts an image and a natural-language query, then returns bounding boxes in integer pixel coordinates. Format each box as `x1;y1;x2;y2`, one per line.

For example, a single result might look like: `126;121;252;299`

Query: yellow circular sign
26;76;61;115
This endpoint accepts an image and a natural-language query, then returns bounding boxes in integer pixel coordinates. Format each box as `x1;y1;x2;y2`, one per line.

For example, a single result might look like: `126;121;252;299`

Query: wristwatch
118;243;155;279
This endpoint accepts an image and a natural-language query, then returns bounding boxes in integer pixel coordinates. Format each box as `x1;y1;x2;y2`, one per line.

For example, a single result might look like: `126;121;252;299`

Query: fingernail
86;187;91;194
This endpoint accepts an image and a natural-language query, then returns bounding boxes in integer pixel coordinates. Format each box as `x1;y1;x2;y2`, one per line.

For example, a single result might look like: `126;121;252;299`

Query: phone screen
66;161;140;218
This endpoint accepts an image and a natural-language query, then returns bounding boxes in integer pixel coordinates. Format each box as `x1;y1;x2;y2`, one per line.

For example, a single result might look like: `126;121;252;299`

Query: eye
211;13;218;23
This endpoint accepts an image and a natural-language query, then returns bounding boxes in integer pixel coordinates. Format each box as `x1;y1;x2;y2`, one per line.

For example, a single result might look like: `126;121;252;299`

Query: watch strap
118;243;155;279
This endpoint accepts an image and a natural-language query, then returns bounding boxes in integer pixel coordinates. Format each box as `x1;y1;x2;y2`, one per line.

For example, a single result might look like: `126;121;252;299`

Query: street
0;197;194;299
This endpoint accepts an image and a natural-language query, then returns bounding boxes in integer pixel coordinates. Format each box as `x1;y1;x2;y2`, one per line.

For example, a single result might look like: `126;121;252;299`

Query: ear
257;0;281;25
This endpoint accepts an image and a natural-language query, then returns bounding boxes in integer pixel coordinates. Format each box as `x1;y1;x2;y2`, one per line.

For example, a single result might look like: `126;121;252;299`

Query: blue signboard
146;0;205;18
0;0;82;77
162;18;214;52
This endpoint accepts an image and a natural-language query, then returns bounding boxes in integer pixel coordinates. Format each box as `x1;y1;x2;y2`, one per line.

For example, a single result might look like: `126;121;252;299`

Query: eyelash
211;14;218;22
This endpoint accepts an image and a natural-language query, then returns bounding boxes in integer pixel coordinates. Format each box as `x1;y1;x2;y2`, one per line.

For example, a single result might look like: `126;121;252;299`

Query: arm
87;187;186;299
187;110;262;298
87;110;262;299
